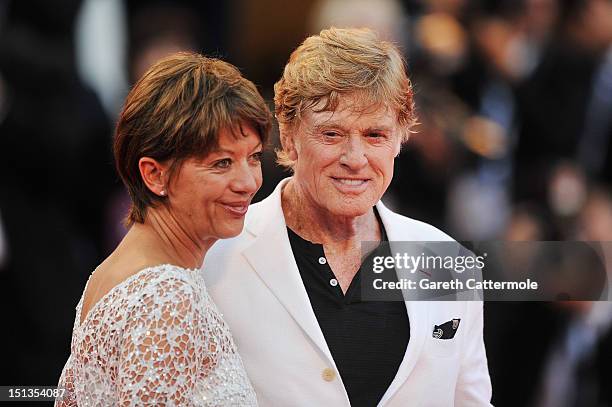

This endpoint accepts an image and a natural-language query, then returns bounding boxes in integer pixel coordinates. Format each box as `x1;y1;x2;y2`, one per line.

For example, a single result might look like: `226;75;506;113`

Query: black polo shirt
287;213;409;407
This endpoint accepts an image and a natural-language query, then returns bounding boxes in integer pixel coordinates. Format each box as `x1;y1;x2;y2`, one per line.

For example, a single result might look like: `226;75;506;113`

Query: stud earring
160;190;166;196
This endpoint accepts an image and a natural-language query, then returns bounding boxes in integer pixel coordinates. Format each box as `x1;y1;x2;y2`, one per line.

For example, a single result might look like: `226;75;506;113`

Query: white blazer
202;178;492;406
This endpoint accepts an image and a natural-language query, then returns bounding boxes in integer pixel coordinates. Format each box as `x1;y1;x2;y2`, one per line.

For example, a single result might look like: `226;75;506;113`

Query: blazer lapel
241;179;336;365
376;201;430;406
241;187;430;404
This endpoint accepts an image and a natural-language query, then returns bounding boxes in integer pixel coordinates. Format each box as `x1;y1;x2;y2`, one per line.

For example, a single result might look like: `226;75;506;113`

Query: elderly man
202;27;492;406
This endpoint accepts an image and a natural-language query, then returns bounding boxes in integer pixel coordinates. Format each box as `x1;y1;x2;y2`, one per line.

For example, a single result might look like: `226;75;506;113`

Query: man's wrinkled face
286;93;402;218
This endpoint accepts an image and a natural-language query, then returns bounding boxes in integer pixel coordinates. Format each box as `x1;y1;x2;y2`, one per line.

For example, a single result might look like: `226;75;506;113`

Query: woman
56;52;271;406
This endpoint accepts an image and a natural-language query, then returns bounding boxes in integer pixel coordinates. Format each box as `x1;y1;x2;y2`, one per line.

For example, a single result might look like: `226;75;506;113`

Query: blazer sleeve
454;301;493;406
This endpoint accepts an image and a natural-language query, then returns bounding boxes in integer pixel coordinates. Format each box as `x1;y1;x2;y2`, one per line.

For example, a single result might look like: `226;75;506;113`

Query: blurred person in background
484;203;563;407
56;52;272;406
516;0;612;205
203;27;492;406
486;182;612;407
0;0;114;385
428;0;559;240
533;188;612;407
377;1;562;240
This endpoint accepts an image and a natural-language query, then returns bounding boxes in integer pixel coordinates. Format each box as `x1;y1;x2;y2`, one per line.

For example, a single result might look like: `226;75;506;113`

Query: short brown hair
114;52;272;224
274;27;416;168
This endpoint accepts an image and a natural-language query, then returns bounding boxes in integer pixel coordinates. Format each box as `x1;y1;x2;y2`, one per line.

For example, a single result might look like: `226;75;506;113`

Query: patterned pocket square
432;318;461;339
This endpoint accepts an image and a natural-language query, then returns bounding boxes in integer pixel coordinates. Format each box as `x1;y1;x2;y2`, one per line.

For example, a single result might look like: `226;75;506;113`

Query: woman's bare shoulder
79;252;168;326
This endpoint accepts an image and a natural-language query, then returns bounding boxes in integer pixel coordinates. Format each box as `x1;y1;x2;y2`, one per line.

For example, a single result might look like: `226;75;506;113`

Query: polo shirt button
321;368;336;382
318;257;327;265
330;278;338;287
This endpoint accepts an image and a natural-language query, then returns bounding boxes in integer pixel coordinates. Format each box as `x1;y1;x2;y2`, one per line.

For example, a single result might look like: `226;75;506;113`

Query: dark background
1;0;611;405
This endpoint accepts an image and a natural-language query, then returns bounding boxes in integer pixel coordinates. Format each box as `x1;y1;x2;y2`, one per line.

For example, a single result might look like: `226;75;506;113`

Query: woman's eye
214;158;232;169
250;151;263;162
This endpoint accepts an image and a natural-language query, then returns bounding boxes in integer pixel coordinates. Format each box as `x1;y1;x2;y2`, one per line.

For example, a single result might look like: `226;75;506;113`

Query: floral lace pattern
56;264;257;406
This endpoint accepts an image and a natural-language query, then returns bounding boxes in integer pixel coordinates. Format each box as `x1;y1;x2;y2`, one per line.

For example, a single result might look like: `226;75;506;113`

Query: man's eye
368;132;384;139
214;158;232;169
323;131;342;140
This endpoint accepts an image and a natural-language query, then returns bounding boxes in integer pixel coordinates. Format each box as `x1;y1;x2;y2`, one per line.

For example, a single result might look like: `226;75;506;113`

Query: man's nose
339;136;368;170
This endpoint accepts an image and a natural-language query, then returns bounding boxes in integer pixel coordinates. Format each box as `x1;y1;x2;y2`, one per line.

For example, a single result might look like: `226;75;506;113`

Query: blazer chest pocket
425;318;462;358
425;335;459;358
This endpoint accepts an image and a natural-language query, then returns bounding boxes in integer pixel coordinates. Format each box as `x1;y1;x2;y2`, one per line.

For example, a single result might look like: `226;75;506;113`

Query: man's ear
138;157;168;196
279;122;298;161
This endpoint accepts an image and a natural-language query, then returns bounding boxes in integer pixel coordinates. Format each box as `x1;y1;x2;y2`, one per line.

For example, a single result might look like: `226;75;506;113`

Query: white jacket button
322;368;336;382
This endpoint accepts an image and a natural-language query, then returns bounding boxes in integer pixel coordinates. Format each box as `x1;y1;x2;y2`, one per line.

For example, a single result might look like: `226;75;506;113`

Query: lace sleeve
55;355;77;407
116;277;206;406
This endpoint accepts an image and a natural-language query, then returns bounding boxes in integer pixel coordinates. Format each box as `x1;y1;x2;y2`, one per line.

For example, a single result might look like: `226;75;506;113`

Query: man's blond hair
274;27;416;169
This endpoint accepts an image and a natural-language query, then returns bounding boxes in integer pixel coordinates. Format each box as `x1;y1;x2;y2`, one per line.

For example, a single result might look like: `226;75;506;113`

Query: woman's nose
231;162;261;195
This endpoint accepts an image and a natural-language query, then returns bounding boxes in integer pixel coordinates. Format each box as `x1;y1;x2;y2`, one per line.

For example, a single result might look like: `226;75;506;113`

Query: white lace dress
55;264;257;406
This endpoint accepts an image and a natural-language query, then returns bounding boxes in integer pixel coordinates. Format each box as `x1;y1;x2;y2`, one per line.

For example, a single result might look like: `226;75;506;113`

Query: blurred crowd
0;0;611;405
